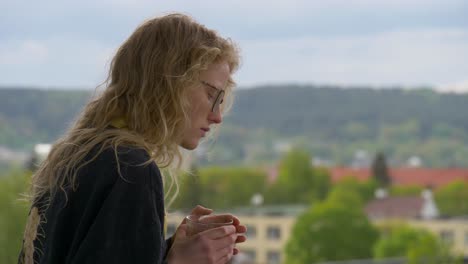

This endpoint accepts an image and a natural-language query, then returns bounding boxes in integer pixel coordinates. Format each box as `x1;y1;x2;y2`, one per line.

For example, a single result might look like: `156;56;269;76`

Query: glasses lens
212;90;225;113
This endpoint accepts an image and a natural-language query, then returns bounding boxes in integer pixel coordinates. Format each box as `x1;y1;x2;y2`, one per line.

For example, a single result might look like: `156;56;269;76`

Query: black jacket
19;146;172;264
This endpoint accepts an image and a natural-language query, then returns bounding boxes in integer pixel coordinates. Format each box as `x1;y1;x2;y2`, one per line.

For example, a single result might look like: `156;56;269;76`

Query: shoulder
80;145;161;187
92;145;149;166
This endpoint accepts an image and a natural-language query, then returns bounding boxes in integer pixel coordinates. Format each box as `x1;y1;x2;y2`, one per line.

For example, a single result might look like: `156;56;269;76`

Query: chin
180;141;199;150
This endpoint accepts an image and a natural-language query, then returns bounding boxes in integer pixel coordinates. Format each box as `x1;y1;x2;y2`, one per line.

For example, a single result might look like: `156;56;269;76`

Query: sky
1;0;467;91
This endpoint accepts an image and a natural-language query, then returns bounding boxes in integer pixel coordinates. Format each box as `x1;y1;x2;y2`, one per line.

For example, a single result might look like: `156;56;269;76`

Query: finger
190;205;213;216
235;224;247;234
181;205;213;225
230;214;241;226
216;255;229;264
235;234;246;243
200;214;234;224
213;233;238;250
214;244;235;264
199;225;236;240
173;224;188;240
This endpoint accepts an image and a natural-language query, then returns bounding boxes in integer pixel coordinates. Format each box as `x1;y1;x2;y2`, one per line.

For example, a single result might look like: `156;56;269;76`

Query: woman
19;13;246;264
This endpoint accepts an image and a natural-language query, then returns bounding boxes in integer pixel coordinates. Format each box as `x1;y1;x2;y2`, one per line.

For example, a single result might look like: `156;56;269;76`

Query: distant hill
1;85;467;167
231;85;468;140
0;88;91;149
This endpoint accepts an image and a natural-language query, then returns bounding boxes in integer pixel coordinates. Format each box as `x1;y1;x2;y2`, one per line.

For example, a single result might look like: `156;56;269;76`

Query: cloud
237;28;468;87
1;28;467;89
0;37;114;88
0;40;49;65
1;0;467;88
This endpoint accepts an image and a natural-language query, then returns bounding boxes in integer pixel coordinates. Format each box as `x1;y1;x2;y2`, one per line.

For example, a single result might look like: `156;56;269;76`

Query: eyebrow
201;80;222;92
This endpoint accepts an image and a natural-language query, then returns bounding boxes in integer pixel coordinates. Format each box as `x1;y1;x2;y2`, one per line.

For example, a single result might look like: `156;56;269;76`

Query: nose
208;109;223;124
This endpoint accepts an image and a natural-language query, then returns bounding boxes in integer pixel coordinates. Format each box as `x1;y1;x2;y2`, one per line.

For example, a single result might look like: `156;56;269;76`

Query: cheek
188;100;204;125
190;93;210;113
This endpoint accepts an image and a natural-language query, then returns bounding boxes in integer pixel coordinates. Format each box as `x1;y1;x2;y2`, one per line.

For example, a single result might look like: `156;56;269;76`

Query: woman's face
180;61;231;150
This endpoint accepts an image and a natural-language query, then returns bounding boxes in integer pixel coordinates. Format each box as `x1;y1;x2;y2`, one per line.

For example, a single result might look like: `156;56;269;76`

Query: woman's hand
166;224;238;264
166;205;247;264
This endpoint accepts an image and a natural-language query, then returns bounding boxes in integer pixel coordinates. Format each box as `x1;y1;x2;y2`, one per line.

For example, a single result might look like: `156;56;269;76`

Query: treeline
1;85;468;166
0;88;91;149
231;85;468;140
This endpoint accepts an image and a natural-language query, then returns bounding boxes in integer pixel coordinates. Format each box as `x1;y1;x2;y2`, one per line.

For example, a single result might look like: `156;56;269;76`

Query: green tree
197;167;267;210
313;167;332;201
374;225;462;264
372;152;391;187
285;194;378;263
327;186;364;209
264;149;330;205
171;165;203;210
333;176;378;204
390;185;423;197
0;169;30;263
434;180;468;217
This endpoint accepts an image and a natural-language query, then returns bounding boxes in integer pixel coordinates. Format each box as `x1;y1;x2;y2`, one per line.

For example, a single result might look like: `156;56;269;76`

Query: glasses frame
201;80;225;113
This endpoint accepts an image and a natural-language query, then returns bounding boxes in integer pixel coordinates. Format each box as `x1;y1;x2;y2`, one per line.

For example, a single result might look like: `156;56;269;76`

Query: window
244;249;256;262
246;225;256;239
267;250;281;264
440;230;455;244
267;226;281;240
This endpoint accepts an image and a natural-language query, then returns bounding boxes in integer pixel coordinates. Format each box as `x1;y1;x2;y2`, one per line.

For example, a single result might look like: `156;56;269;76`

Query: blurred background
1;0;468;263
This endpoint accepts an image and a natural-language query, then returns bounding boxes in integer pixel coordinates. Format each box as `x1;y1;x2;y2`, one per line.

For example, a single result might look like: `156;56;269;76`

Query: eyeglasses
201;81;225;113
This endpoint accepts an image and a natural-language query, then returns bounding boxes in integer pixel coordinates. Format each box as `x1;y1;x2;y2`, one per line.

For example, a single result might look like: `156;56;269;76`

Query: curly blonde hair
28;12;240;219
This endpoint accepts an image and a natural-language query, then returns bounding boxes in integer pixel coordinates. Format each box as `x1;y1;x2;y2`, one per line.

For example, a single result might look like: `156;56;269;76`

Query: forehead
199;61;230;90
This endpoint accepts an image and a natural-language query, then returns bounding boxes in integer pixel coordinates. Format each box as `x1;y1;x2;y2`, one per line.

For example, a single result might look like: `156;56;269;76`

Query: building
167;202;468;263
365;189;439;220
365;188;468;258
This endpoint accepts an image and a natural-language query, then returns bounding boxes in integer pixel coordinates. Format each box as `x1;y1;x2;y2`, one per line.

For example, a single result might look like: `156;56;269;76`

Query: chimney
375;188;388;199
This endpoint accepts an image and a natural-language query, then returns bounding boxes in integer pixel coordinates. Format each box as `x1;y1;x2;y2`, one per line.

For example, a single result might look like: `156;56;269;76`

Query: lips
200;127;210;137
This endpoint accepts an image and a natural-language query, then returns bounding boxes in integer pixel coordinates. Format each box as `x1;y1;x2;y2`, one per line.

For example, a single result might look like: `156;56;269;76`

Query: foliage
2;87;468;167
333;176;378;204
0;89;90;150
169;166;203;210
373;224;463;264
434;180;468;217
285;197;378;263
372;152;391;187
389;185;424;197
0;169;31;263
264;149;331;205
171;166;268;210
326;186;364;209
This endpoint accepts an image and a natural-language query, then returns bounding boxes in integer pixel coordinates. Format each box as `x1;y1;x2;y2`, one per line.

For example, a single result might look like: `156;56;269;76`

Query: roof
365;196;424;219
329;167;468;189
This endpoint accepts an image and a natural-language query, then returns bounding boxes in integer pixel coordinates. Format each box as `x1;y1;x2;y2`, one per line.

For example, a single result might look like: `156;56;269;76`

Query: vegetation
264;149;331;205
333;176;378;205
434;180;468;217
372;152;391;187
1;86;468;167
170;166;268;211
374;224;463;264
0;169;30;263
285;188;378;263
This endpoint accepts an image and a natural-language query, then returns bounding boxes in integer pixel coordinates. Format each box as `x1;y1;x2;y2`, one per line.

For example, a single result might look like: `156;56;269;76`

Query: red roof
329;167;468;189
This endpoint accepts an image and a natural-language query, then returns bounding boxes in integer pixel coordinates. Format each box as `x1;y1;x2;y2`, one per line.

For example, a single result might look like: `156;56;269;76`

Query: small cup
185;214;234;236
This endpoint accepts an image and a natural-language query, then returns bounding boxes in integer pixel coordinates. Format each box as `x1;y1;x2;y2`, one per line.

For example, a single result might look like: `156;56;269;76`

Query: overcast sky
1;0;467;90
